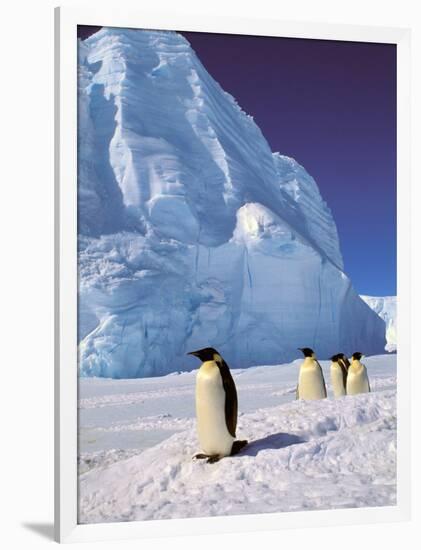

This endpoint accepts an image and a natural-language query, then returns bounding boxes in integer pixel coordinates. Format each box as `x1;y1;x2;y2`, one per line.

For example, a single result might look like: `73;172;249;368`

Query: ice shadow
239;432;306;457
21;522;54;541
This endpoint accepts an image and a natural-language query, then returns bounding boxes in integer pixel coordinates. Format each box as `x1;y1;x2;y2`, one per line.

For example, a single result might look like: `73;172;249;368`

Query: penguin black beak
187;351;200;357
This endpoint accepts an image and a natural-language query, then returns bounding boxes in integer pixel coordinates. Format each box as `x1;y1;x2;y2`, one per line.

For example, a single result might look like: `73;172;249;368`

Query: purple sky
78;26;396;296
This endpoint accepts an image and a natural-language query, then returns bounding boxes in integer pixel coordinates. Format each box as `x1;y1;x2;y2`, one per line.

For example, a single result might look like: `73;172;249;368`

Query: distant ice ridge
360;296;396;352
77;28;386;378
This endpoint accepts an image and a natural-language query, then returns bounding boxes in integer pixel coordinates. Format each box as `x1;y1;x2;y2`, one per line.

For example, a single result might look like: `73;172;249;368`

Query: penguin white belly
346;364;370;395
298;362;326;400
196;361;234;457
331;364;346;397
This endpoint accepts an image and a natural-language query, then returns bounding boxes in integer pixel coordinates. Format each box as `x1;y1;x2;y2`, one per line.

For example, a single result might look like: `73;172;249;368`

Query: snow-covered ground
78;354;396;523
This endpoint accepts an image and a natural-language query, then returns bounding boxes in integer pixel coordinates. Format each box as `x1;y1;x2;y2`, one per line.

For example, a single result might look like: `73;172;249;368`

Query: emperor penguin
188;347;248;463
330;354;347;397
296;347;327;400
346;352;371;395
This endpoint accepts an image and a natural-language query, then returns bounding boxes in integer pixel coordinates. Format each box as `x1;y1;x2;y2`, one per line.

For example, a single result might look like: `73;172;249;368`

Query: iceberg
360;296;396;352
77;28;386;378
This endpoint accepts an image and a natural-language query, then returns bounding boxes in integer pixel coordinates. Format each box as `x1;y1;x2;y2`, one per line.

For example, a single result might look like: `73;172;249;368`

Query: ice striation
77;28;386;378
360;296;396;352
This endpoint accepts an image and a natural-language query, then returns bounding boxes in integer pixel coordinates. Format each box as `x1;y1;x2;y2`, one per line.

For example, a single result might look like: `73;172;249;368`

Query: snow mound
79;389;396;523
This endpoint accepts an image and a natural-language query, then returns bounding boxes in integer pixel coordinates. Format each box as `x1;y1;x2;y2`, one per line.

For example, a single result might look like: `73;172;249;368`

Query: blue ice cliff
77;28;386;378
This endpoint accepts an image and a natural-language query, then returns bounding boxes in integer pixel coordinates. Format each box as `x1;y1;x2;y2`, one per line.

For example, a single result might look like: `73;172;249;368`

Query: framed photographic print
55;5;411;543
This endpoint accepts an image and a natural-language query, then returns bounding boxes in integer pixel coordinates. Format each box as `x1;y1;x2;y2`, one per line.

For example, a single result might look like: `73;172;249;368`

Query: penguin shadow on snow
236;432;306;457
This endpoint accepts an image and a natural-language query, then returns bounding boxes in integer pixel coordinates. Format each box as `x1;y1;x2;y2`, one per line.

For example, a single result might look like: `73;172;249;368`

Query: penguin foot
206;455;221;464
192;453;223;463
193;453;210;460
231;440;248;456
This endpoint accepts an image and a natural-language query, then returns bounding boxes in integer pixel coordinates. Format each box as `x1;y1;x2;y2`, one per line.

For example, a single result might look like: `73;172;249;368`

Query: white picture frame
55;5;411;543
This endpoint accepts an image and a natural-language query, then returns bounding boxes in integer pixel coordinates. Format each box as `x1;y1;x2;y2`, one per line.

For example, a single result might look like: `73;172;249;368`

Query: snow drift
77;27;386;378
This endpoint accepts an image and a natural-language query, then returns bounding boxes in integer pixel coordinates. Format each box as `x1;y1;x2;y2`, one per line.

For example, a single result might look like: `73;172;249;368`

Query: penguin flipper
339;360;348;389
316;360;327;398
217;359;238;438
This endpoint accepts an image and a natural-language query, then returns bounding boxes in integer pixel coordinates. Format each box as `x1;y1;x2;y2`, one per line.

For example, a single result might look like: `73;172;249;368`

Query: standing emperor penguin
330;354;348;397
346;352;371;395
296;348;327;400
188;347;248;463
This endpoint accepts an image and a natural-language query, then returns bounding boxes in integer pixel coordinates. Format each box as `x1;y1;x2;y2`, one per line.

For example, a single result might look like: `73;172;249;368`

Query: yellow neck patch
213;353;222;364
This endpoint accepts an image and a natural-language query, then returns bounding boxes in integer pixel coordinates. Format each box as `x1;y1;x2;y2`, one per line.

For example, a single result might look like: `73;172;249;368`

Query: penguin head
188;347;222;363
330;354;339;362
298;347;315;358
352;352;363;361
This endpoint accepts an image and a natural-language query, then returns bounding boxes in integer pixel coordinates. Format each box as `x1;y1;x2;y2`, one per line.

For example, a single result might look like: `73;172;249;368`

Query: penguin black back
338;353;351;369
333;352;348;388
216;358;238;438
